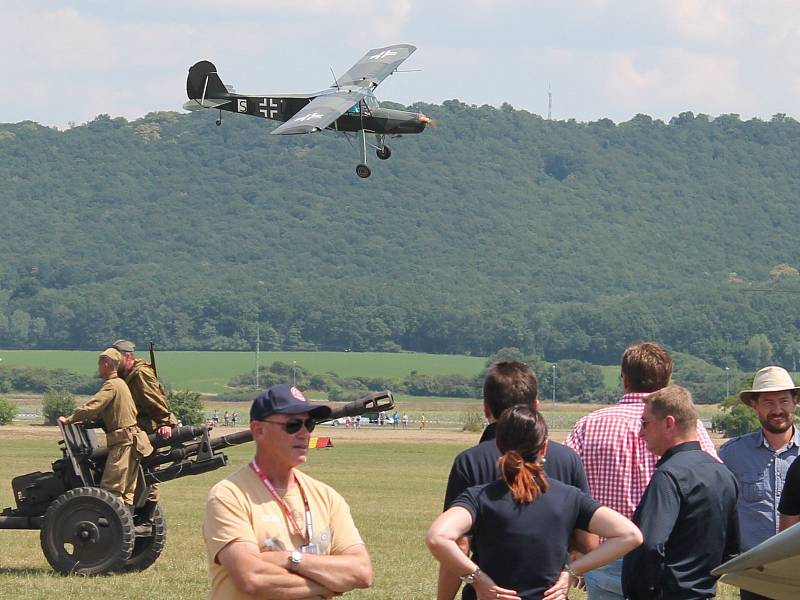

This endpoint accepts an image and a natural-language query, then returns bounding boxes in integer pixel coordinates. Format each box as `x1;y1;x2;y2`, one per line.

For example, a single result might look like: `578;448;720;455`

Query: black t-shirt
779;456;800;515
443;424;590;509
454;479;600;600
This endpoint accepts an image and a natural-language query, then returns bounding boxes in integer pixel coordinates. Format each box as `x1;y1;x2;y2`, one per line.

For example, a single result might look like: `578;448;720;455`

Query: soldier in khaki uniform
59;348;154;505
112;339;178;514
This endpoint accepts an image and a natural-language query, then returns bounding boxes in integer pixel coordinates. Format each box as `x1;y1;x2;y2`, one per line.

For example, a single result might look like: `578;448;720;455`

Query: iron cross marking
259;98;279;118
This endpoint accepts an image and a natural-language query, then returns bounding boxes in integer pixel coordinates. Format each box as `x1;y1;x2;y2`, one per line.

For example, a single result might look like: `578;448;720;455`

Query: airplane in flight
183;44;434;178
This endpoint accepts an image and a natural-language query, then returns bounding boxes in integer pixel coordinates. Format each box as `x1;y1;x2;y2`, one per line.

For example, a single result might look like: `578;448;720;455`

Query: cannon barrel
144;390;395;467
327;390;394;420
88;391;394;470
89;425;208;462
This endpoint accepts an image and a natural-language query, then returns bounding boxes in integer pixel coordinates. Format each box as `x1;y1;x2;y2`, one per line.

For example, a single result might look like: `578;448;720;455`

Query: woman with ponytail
427;406;642;600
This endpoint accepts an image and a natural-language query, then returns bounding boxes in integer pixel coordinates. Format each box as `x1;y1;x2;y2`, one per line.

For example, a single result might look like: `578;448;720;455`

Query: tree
167;389;205;425
0;397;16;425
712;395;759;437
42;389;76;425
742;334;774;370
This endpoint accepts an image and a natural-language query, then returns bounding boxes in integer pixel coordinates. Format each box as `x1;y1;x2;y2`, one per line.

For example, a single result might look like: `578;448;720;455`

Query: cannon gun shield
40;487;135;575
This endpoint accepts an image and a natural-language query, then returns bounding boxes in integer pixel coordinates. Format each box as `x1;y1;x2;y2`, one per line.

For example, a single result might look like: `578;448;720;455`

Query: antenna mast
548;85;552;120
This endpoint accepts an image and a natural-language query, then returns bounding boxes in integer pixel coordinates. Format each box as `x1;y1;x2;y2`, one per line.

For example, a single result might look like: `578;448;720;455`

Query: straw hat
739;366;800;405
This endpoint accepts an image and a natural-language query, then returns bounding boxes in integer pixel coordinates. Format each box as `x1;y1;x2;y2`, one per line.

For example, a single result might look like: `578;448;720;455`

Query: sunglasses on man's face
261;417;316;434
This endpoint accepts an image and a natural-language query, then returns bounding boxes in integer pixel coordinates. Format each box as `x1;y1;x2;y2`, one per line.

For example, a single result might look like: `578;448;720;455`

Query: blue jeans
585;558;624;600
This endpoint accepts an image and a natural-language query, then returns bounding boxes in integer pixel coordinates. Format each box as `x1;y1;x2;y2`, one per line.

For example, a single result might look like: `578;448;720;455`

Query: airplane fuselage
185;92;426;135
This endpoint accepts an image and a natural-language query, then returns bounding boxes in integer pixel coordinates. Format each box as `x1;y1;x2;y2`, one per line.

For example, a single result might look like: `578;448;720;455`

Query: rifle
149;340;157;377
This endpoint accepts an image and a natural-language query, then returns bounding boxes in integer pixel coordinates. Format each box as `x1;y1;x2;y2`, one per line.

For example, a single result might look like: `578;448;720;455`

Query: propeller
418;113;437;128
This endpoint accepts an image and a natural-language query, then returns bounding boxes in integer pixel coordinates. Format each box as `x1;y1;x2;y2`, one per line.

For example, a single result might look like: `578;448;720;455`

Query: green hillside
0;350;486;394
1;105;799;367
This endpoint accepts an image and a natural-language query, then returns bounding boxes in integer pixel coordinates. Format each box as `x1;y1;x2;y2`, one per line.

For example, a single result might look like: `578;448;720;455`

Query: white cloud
4;1;800;126
605;49;742;118
669;0;733;42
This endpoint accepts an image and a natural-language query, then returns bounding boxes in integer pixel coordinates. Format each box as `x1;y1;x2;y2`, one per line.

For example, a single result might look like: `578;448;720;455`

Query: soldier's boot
130;500;157;536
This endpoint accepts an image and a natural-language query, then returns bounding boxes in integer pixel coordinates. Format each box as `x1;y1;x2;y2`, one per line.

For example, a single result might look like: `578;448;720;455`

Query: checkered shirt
565;393;719;520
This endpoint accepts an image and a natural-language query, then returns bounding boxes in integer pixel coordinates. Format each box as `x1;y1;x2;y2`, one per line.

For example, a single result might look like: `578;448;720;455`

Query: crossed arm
217;541;372;599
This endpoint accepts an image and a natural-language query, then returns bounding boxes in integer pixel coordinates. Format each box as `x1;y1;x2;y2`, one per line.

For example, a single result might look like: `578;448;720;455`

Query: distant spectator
392;411;400;429
224;411;230;427
402;414;409;429
231;412;237;427
420;414;427;430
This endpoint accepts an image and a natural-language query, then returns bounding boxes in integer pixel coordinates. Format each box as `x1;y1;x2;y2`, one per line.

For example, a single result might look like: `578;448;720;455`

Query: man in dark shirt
438;360;591;600
623;385;740;600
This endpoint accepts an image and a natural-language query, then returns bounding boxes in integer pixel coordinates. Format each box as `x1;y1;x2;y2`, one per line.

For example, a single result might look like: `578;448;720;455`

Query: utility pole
548;85;552;120
725;366;730;399
255;325;260;389
552;363;557;406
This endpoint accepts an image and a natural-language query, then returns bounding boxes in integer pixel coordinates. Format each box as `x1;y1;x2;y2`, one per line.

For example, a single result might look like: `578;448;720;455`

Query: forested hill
1;104;800;368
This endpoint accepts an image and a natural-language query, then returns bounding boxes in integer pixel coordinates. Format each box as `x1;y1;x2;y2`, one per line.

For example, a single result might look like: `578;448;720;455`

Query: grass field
0;424;740;600
0;350;488;395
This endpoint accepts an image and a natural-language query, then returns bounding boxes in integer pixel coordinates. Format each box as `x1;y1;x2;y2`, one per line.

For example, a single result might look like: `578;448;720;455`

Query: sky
3;0;800;128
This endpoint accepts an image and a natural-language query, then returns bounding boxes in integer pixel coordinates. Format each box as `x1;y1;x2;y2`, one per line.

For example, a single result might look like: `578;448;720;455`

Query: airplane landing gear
216;110;223;126
354;129;372;178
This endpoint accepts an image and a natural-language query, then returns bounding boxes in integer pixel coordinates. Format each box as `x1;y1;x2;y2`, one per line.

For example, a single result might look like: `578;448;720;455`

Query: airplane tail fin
186;61;229;101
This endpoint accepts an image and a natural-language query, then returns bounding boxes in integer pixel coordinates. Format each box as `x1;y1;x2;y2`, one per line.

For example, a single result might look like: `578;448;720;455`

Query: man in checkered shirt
565;341;718;600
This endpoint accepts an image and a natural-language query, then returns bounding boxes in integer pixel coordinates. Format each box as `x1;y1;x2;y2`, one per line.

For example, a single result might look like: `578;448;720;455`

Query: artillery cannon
0;391;394;575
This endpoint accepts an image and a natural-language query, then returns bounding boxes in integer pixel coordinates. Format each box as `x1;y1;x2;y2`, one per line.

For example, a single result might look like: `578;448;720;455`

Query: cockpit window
346;103;361;115
365;96;379;110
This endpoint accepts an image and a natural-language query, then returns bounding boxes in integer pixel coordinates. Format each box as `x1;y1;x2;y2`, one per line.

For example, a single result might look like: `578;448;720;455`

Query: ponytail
498;450;549;503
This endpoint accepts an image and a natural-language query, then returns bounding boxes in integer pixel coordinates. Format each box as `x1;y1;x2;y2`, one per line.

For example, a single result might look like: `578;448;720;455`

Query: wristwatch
289;550;303;572
459;567;482;584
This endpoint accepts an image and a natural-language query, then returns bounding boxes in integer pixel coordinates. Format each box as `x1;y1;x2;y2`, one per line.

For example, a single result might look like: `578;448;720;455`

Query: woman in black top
427;406;642;600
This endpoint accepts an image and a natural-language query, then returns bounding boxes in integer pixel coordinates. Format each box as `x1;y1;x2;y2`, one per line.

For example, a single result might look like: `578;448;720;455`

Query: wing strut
355;110;370;178
201;75;210;106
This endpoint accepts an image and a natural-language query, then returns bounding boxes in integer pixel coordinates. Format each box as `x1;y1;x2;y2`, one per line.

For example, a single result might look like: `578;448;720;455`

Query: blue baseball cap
250;384;332;422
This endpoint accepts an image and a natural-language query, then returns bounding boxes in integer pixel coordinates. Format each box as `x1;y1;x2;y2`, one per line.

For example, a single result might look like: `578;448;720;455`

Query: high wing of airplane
184;44;434;178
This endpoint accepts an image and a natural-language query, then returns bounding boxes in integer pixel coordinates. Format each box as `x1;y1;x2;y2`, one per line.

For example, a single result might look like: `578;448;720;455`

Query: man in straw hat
58;348;154;505
719;365;800;600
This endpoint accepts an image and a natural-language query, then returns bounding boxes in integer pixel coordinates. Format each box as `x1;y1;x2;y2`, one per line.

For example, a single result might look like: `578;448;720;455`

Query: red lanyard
250;460;313;546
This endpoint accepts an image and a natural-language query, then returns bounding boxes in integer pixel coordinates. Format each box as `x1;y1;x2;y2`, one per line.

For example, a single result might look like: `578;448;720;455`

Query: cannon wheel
120;503;167;572
40;487;135;575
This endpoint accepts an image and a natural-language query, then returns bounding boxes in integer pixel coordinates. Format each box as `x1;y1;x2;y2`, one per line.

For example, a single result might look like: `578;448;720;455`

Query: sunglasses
261;417;316;434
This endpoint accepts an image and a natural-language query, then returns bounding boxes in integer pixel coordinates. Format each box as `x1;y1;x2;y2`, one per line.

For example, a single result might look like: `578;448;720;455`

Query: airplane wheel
376;145;391;160
40;487;135;575
356;164;371;178
215;119;222;126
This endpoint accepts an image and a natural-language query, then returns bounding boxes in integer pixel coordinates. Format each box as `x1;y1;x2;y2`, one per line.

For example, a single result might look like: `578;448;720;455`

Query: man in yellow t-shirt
203;384;373;600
